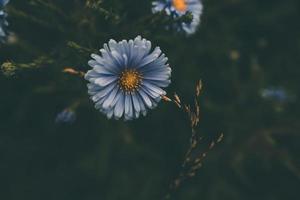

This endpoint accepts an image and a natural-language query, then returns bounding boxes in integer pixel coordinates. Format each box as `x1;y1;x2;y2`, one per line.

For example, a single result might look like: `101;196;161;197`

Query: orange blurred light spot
172;0;187;12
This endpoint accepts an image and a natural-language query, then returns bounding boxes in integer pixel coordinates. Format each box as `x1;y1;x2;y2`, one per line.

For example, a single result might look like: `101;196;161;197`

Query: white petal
138;89;152;108
94;76;117;87
102;86;119;109
114;92;125;119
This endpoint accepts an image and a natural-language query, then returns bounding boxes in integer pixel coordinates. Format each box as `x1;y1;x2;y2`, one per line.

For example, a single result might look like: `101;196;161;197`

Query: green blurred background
1;0;299;199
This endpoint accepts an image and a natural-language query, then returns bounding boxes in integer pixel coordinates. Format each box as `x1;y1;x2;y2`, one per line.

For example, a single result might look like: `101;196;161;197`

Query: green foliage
0;0;299;200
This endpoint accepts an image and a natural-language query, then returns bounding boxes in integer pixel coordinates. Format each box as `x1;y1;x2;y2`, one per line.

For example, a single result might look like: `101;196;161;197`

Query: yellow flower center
119;69;142;92
172;0;187;12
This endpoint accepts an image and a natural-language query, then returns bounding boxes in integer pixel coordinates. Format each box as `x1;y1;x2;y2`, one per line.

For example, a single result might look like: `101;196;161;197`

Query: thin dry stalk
163;80;224;200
